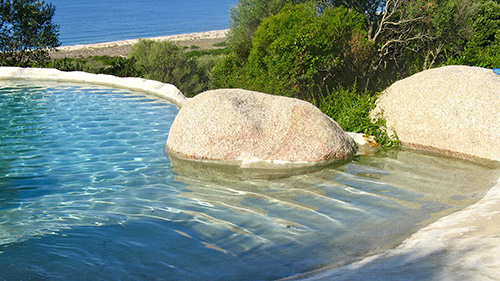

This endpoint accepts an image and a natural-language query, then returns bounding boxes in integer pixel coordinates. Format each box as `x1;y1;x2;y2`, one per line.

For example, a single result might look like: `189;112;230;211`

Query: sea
49;0;237;46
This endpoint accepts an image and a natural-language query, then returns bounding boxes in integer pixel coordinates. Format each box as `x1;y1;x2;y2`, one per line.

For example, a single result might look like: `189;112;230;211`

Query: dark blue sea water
49;0;237;46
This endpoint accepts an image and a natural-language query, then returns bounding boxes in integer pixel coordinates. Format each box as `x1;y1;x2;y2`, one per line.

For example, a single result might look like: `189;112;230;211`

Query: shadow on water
281;247;452;280
287;235;500;281
167;152;352;181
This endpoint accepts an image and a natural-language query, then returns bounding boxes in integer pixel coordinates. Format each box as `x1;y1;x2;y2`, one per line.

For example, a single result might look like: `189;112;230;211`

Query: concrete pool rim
0;67;188;107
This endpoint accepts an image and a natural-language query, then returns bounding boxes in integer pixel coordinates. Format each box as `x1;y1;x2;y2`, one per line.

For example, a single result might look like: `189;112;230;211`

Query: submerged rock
372;65;500;162
166;89;356;168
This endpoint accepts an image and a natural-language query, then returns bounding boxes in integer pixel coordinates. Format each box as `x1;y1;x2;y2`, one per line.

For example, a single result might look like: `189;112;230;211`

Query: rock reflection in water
168;149;496;270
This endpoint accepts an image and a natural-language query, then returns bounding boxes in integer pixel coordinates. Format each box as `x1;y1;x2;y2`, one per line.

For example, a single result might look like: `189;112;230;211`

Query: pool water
0;81;497;280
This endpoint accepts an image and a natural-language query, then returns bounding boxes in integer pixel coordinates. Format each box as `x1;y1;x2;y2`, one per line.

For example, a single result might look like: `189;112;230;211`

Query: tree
371;0;476;72
226;0;290;60
446;0;500;67
219;0;485;92
214;4;372;101
0;0;60;66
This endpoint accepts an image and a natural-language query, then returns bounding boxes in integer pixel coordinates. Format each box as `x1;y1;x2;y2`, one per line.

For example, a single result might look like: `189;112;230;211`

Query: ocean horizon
49;0;237;46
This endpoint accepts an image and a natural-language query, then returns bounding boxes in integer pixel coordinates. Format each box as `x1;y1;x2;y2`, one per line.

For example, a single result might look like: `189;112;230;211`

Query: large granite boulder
372;65;500;162
166;89;356;168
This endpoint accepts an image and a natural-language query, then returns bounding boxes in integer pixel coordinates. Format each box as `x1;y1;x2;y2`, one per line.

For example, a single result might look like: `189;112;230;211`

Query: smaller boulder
372;65;500;162
166;89;355;168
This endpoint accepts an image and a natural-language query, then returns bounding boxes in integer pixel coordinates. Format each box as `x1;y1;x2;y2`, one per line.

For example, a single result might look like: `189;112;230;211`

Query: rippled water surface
0;81;497;280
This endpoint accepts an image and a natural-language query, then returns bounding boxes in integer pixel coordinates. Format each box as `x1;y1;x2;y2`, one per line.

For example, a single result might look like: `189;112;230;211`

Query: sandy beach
50;29;228;59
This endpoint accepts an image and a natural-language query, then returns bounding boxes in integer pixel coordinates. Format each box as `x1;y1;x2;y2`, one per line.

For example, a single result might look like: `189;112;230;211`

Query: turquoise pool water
0;81;497;280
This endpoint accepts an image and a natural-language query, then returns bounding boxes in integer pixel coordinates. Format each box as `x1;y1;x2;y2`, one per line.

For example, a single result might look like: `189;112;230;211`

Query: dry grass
49;30;227;59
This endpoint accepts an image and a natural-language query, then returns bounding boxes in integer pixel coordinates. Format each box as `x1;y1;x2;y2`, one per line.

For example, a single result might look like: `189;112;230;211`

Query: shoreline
50;29;228;59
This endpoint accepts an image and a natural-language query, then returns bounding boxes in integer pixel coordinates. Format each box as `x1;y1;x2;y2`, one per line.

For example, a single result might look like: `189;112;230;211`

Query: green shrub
442;0;500;68
46;56;136;77
210;52;246;89
318;86;400;148
214;4;373;102
185;47;230;58
226;0;290;60
129;39;209;97
212;41;227;47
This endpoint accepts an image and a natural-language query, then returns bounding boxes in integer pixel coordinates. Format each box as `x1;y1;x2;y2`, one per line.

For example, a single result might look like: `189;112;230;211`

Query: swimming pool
0;81;497;280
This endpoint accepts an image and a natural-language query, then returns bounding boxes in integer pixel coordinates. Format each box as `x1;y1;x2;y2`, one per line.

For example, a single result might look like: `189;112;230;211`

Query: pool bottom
0;218;305;281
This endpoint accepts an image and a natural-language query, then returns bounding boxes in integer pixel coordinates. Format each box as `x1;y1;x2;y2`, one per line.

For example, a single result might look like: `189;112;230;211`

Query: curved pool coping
1;67;499;280
292;175;500;280
0;67;188;107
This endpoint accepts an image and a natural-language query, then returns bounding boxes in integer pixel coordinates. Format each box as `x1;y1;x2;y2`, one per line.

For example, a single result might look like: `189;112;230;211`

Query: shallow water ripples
0;83;179;242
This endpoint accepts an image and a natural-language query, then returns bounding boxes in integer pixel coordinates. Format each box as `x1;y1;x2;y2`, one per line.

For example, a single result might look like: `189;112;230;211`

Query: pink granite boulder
166;89;356;168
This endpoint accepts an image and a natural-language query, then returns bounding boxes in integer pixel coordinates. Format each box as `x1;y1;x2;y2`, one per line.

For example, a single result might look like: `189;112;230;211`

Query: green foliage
0;0;59;66
185;47;230;58
46;56;136;77
317;86;400;148
225;0;379;60
129;39;210;97
212;41;227;47
211;52;245;88
45;41;228;97
214;4;373;102
361;0;478;82
226;0;291;60
471;0;500;47
442;0;500;68
416;0;475;69
186;50;228;89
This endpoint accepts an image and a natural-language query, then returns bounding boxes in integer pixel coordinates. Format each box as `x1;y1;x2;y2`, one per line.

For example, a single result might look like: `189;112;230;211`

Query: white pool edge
0;67;188;108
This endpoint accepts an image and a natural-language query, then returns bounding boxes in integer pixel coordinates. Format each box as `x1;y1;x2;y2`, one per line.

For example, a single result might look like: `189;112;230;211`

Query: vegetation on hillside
3;0;500;148
212;4;372;100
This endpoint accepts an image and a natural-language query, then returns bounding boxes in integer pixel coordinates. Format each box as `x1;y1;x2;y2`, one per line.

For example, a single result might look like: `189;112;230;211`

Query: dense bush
226;0;291;60
442;0;500;67
129;39;210;97
213;4;373;102
184;47;229;89
47;56;136;77
318;86;400;148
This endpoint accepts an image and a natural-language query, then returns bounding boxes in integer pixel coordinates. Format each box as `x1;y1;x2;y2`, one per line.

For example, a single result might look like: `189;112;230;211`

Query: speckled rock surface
372;65;500;162
166;89;356;167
